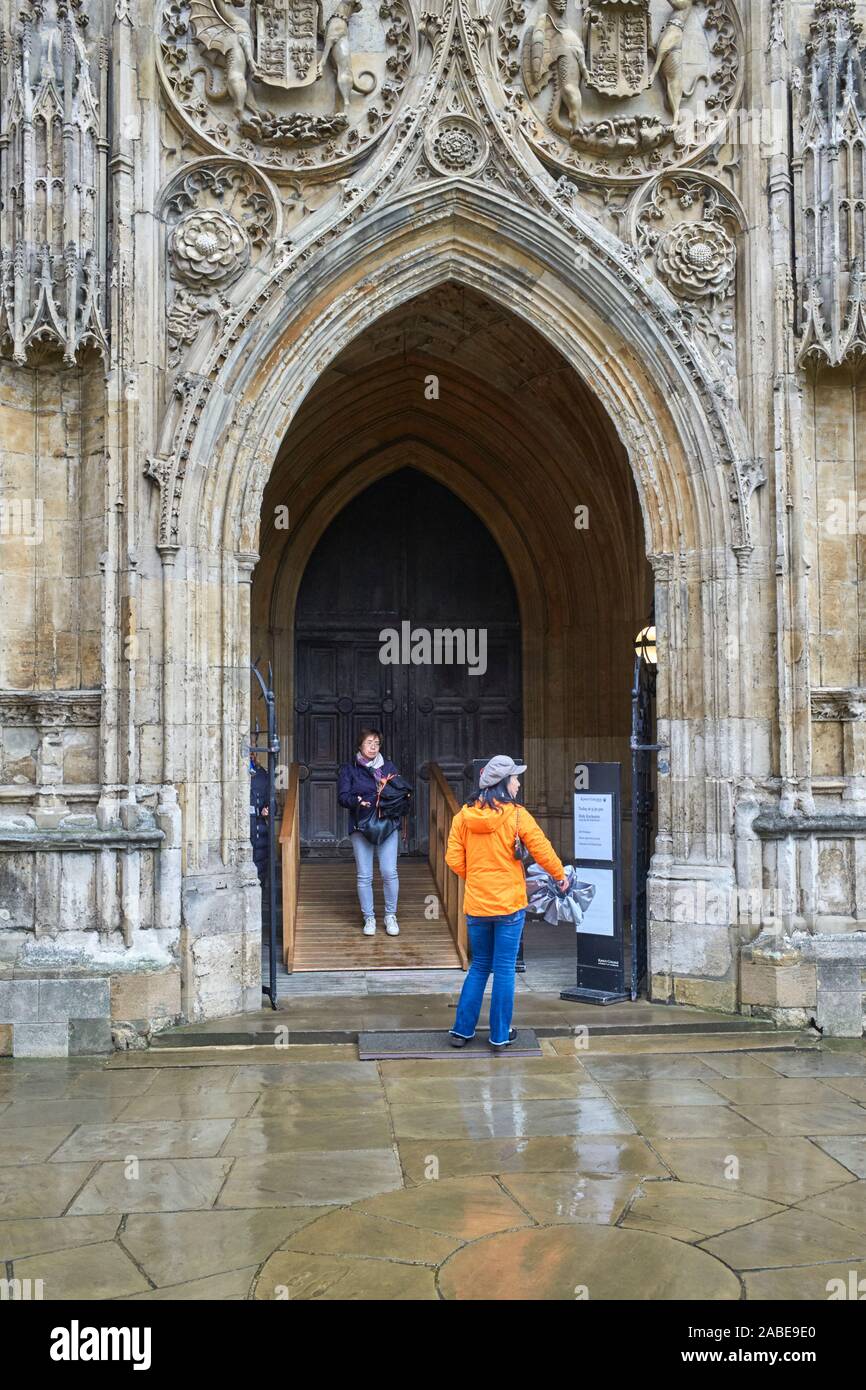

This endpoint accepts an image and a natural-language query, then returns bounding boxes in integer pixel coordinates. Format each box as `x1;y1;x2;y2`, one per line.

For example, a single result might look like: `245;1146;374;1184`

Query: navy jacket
338;758;400;829
249;763;270;873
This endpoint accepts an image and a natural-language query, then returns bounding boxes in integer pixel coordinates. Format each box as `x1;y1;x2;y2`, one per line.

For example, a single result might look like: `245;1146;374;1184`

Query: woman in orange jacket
445;756;568;1050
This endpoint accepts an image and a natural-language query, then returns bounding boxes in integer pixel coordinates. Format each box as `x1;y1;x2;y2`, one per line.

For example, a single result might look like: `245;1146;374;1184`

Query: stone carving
166;288;231;367
425;116;489;176
159;0;414;175
160;159;279;370
586;0;650;98
794;0;866;368
812;689;866;722
0;0;109;364
319;0;377;107
523;0;589;137
169;208;251;287
0;690;101;727
647;0;700;123
767;0;785;52
655;218;734;297
633;172;741;375
163;160;278;245
496;0;743;186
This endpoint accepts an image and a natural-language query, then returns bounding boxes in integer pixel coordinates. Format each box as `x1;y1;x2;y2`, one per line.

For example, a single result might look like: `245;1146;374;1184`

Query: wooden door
294;470;521;853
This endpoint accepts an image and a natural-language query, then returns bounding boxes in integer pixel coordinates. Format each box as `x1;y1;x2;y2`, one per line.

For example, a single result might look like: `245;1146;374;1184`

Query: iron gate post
252;662;280;1011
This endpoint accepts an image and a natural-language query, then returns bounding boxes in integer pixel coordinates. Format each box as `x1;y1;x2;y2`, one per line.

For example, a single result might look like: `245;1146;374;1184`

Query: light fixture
634;624;657;667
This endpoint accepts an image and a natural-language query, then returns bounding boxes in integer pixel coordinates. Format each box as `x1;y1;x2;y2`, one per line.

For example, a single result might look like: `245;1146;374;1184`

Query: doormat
358;1028;542;1059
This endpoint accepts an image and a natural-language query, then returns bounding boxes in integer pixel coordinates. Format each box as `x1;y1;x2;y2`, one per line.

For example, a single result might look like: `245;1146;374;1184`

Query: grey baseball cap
479;755;527;788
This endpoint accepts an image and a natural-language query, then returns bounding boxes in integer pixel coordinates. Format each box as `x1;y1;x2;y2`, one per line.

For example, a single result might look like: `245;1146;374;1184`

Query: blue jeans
451;909;525;1046
350;830;399;917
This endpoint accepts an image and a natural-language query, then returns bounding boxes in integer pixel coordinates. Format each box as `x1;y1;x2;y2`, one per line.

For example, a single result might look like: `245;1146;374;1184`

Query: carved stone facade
1;0;866;1053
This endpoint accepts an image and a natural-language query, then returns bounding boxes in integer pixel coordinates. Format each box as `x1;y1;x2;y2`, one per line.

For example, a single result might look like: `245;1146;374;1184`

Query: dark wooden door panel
294;471;521;854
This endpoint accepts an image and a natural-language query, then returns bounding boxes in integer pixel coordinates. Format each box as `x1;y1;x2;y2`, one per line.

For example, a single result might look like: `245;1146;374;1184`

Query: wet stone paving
2;1030;866;1300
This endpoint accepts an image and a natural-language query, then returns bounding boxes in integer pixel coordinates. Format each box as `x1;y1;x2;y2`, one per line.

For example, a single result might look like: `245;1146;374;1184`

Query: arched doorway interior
294;468;522;855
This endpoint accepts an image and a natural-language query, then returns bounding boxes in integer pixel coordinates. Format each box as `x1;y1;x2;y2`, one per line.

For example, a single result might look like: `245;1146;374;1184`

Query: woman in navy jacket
337;728;402;938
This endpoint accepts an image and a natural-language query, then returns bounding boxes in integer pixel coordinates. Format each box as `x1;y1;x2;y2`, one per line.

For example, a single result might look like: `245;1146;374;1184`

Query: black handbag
355;773;409;844
356;806;398;844
375;774;413;819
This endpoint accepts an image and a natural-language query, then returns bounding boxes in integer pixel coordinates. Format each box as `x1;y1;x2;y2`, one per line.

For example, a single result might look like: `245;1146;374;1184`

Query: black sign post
560;761;628;1005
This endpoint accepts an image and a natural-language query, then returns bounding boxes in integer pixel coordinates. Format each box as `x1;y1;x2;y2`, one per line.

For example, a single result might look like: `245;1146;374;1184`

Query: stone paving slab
50;1119;235;1162
651;1136;860;1204
216;1148;403;1209
620;1180;784;1242
437;1224;742;1301
12;1240;151;1300
398;1134;669;1183
68;1159;235;1215
0;1214;121;1262
797;1180;866;1234
700;1207;866;1270
122;1267;258;1301
809;1135;866;1179
220;1110;394;1156
381;1072;605;1105
743;1260;866;1301
390;1096;637;1141
0;1163;95;1219
119;1209;328;1287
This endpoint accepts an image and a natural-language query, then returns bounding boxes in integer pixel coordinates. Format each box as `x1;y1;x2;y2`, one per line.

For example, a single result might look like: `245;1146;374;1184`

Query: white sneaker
384;914;400;936
362;916;377;936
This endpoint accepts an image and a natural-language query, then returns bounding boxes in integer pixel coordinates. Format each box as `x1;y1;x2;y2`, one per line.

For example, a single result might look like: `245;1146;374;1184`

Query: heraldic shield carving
498;0;743;186
158;0;414;176
252;0;321;89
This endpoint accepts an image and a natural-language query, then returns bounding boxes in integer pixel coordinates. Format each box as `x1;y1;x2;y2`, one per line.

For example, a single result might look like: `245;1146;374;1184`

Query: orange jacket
445;802;565;918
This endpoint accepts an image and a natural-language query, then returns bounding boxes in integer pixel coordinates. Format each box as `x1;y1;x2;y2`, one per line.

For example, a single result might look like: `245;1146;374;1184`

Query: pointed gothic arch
150;184;763;1017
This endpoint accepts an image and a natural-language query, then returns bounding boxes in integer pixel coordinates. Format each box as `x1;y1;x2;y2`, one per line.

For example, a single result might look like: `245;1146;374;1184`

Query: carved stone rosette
632;172;742;376
169;208;251;288
157;0;416;180
655;219;735;298
494;0;744;188
425;115;490;177
0;0;109;365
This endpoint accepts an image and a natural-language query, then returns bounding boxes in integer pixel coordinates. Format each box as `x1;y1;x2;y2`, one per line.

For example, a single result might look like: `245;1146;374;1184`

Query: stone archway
251;281;650;864
149;187;762;1021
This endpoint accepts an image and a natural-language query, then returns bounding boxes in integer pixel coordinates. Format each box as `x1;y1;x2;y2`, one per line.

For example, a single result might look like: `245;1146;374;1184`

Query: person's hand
261;806;268;817
557;876;569;892
359;800;371;808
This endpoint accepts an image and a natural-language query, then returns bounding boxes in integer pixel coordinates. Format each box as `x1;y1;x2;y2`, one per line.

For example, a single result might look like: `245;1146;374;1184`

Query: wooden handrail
427;762;468;968
278;763;301;971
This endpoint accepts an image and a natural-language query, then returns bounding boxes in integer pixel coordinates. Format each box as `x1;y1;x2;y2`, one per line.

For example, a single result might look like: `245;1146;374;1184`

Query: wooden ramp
292;858;464;971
